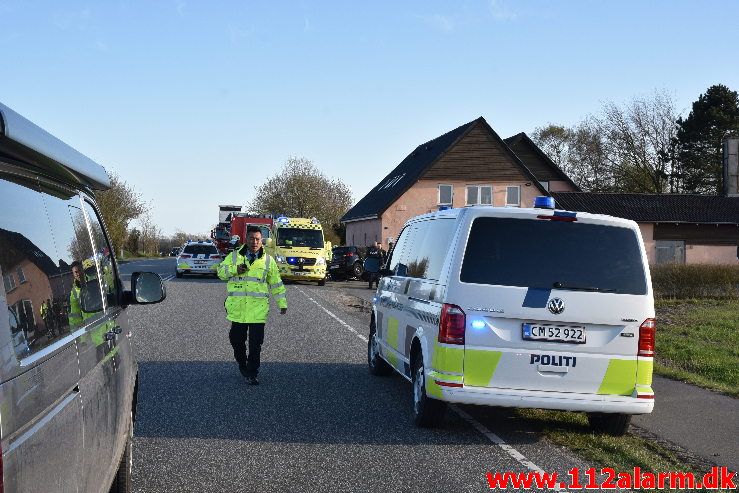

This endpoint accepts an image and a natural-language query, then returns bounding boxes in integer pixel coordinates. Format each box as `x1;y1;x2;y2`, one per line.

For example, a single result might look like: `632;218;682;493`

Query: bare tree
94;172;147;257
247;157;353;245
138;213;161;256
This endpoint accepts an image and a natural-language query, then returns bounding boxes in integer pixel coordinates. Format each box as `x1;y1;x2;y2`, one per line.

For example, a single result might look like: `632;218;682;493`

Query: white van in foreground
365;197;655;435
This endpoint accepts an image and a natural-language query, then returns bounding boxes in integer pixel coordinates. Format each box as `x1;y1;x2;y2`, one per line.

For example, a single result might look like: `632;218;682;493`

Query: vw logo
547;298;565;315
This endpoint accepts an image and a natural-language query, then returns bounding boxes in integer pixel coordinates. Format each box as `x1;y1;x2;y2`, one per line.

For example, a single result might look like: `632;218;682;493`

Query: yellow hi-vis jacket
217;246;287;323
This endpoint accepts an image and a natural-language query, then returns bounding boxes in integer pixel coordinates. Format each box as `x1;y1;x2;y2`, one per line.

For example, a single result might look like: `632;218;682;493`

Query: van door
457;215;652;397
0;174;84;492
75;199;133;491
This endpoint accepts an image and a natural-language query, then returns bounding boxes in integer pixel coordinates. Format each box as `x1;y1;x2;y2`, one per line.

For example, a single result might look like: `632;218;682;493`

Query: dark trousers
229;322;265;377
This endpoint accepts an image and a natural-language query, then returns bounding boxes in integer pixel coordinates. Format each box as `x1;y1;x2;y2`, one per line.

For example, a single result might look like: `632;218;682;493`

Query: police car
175;240;223;278
364;197;655;436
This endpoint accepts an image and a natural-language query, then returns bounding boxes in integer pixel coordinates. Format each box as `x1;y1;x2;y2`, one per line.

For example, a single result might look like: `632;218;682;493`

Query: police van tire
587;412;631;436
109;423;132;493
175;271;182;278
368;328;392;376
411;354;446;428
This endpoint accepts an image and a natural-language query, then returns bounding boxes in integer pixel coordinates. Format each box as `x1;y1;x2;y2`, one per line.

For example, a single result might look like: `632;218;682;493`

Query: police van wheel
368;327;392;376
175;271;182;278
587;412;632;436
411;354;446;428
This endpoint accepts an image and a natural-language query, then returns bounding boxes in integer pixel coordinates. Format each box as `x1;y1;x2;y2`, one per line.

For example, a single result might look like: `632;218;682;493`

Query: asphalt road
122;259;592;492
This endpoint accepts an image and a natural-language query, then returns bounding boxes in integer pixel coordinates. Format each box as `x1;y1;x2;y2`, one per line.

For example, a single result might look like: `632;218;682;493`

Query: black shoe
238;363;248;378
246;376;259;385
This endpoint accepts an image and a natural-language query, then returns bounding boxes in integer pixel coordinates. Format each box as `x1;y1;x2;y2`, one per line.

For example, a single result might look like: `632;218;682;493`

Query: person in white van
364;197;655;436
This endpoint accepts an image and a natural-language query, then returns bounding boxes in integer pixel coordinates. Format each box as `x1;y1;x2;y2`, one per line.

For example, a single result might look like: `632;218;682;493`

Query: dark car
328;246;364;280
170;247;181;256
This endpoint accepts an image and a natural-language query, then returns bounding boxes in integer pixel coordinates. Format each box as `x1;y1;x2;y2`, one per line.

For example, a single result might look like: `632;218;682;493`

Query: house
340;117;578;249
341;118;739;265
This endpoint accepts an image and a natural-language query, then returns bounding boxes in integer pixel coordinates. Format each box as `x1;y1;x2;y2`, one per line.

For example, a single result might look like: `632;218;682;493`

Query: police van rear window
460;217;648;295
183;244;218;255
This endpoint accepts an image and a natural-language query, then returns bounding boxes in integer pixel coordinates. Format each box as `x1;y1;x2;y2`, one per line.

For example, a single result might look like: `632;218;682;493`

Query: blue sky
2;1;738;237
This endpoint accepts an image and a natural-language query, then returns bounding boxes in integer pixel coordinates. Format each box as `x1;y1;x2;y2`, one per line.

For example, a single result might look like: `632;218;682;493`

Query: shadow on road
134;360;544;448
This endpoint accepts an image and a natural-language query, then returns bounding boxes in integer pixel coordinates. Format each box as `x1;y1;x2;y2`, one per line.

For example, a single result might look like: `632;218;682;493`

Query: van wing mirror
266;238;274;248
130;272;166;304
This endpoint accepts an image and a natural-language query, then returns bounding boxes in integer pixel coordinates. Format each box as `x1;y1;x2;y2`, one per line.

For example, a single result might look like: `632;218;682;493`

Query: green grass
655;299;739;397
515;409;701;488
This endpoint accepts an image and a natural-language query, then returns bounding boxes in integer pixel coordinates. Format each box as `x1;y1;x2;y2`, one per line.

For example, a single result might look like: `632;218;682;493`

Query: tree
532;90;679;193
594;89;679;193
138;213;161;256
247;157;353;245
125;228;141;253
95;172;147;257
675;84;739;194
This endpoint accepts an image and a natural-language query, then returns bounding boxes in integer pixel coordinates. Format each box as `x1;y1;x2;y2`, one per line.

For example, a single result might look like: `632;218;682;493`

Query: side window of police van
403;219;456;281
0;173;91;358
81;201;120;311
387;225;415;278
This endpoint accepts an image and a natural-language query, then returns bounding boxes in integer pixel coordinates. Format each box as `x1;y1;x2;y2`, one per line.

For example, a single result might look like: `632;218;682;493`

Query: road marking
296;288;367;342
297;286;563;490
161;275;175;282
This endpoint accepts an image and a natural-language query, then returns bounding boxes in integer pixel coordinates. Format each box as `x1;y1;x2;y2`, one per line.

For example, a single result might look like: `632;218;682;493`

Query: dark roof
551;192;739;224
342;117;545;222
0;228;60;276
504;132;581;192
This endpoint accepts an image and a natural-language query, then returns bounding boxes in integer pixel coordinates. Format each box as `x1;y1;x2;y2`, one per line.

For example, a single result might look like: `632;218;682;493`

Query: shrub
650;264;739;299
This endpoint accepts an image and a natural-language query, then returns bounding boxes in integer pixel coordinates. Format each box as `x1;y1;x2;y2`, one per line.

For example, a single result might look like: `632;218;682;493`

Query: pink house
341;117;739;265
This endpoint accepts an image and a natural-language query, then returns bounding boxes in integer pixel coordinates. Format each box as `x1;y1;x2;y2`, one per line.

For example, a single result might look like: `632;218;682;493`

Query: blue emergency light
278;216;289;224
534;196;555;209
471;320;486;329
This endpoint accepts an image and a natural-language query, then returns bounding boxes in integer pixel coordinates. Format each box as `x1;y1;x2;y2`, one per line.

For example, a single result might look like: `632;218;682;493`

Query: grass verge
655;299;739;397
515;408;708;488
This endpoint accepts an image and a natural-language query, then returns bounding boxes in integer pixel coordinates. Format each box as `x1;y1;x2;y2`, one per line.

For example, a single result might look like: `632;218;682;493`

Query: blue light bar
278;216;289;224
438;206;451;211
534;196;555;209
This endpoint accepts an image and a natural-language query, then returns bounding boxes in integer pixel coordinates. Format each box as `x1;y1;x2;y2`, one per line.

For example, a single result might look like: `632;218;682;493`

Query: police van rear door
456;212;653;397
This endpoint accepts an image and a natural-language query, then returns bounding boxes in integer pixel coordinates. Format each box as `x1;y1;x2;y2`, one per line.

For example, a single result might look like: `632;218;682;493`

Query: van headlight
316;256;325;265
275;255;286;263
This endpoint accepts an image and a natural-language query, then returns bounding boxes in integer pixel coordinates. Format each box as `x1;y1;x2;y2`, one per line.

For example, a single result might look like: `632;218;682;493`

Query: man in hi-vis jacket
217;225;287;385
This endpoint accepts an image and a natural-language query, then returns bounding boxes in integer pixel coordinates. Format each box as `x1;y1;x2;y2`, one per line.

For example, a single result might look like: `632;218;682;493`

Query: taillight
638;318;655;357
179;254;191;259
439;304;465;345
346;252;354;257
210;255;222;260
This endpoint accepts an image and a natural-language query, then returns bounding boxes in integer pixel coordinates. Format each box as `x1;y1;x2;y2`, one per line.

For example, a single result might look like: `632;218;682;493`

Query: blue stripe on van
522;288;551;308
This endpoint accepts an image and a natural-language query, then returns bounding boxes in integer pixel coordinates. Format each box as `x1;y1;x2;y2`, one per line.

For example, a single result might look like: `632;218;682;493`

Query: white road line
161;274;175;282
297;286;564;490
296;288;368;342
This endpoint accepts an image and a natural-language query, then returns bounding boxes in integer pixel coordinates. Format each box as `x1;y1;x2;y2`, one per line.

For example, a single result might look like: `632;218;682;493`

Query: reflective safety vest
68;278;99;329
217;247;287;323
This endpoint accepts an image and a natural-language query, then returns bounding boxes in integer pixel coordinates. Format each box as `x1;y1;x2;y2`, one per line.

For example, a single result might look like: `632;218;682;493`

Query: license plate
195;260;206;264
522;323;586;343
292;271;308;276
329;265;340;269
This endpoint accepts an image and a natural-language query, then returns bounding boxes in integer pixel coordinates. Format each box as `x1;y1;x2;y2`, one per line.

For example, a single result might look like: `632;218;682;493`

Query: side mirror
130;272;166;304
325;240;332;251
266;238;274;248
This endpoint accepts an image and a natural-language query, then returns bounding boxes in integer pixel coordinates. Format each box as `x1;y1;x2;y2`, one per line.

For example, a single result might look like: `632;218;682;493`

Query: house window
16;266;26;284
3;273;15;292
656;240;685;264
438;184;453;205
466;185;493;206
506;186;521;207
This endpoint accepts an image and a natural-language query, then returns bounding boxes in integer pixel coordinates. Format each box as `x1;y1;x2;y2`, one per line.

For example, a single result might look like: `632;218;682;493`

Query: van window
387;226;412;275
82;201;120;311
460;217;648;295
0;174;97;355
403;219;457;280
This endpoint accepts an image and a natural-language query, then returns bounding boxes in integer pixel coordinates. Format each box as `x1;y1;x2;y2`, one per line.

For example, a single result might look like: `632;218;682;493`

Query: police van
364;197;654;435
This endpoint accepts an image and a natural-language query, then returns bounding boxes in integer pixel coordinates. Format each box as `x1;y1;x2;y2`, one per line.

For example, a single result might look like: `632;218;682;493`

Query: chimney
723;138;739;196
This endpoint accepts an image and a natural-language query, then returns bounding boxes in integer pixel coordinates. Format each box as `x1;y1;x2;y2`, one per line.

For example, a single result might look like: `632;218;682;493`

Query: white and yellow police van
365;197;655;435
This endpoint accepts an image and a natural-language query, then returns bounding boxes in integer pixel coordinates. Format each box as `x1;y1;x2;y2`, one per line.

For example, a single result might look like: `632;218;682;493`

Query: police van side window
0;173;95;357
401;219;456;281
81;201;120;311
387;226;412;276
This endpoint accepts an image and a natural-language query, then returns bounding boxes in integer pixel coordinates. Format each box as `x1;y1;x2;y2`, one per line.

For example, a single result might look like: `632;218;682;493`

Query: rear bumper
437;385;654;414
177;263;218;275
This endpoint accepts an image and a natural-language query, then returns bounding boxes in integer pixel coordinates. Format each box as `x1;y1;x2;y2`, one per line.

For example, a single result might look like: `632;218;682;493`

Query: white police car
364;196;655;436
175;240;223;278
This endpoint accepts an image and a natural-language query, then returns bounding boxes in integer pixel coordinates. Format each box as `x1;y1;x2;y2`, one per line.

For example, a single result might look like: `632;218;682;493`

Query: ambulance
365;197;654;435
265;217;331;285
